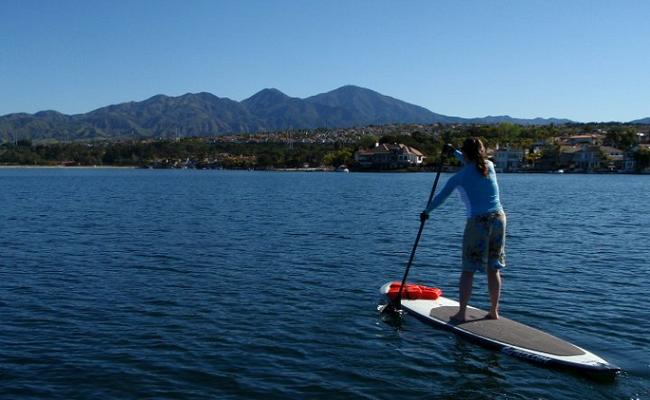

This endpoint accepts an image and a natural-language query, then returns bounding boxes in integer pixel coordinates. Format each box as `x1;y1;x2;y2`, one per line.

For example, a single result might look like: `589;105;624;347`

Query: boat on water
336;165;350;173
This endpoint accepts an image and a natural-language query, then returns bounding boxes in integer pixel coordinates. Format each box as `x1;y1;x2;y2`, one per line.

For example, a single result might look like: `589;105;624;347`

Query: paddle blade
377;302;404;326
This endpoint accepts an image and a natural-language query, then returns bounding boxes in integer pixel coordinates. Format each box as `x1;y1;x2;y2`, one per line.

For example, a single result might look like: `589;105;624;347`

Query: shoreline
0;165;137;169
1;164;649;175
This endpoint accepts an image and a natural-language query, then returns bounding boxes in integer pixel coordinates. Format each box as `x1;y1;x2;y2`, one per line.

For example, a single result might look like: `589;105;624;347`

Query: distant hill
0;85;572;142
465;115;572;125
241;88;358;130
630;117;650;124
83;92;255;138
304;85;463;125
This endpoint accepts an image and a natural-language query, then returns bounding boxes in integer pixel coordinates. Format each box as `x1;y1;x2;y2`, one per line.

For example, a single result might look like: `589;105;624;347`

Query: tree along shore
1;122;649;173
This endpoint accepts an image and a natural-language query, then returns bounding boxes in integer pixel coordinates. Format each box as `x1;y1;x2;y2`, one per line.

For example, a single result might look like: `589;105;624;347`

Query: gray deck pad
428;306;585;357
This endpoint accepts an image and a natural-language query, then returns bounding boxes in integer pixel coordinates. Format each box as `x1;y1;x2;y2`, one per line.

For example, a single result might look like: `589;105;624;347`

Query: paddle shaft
394;148;446;308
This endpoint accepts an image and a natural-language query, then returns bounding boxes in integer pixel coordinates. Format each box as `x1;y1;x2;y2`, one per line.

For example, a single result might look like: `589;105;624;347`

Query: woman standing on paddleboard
421;137;506;322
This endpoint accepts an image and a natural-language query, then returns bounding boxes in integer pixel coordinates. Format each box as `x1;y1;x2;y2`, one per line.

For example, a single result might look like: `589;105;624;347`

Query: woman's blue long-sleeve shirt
424;150;503;218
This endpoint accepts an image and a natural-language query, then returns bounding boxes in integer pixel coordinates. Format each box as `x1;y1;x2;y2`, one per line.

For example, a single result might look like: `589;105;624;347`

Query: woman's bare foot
450;312;466;323
485;312;499;320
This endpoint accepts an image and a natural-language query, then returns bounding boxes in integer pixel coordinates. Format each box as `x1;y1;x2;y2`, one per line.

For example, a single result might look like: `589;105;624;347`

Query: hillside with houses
488;132;649;173
1;122;649;173
350;133;649;173
347;125;650;173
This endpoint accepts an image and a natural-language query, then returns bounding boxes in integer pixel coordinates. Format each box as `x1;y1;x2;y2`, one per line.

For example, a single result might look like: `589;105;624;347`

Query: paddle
379;144;452;320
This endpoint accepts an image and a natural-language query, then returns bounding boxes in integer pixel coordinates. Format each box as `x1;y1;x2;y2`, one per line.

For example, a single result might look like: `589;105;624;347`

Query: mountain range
630;117;650;124
0;85;589;142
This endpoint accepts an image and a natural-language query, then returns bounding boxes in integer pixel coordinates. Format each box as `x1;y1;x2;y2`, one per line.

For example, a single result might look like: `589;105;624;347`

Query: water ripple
0;170;648;399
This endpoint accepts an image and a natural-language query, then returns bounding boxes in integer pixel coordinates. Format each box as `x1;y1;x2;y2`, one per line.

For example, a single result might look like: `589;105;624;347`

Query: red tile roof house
354;143;426;170
564;134;605;146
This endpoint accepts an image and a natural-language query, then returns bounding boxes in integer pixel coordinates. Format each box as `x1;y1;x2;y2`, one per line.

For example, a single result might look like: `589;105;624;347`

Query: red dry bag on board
386;281;442;301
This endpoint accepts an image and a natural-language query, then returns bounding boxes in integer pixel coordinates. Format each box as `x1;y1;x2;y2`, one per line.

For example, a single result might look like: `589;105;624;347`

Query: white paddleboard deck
380;282;619;375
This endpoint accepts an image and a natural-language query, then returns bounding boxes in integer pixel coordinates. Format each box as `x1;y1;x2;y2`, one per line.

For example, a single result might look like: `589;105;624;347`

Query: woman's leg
451;271;474;321
486;268;501;319
486;212;506;319
456;215;484;322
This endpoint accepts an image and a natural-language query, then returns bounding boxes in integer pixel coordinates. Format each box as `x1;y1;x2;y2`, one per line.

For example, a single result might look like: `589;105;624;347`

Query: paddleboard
380;281;620;375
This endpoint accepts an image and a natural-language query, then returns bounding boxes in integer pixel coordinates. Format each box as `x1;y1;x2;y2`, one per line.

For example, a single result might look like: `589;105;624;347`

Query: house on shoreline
494;146;526;172
623;143;650;173
354;143;425;169
565;134;604;146
487;141;631;173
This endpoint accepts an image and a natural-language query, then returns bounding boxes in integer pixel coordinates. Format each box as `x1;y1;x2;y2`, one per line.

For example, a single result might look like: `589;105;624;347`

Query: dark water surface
1;168;648;399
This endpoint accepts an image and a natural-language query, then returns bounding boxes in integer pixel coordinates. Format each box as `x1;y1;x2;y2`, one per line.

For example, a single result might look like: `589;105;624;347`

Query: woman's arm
424;176;458;214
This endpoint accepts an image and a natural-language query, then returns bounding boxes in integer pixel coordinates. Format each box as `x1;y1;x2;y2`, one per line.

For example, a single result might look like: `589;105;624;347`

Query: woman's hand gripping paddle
379;144;454;323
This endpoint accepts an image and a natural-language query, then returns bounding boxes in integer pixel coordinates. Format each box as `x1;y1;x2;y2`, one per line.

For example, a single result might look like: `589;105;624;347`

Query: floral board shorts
462;211;506;273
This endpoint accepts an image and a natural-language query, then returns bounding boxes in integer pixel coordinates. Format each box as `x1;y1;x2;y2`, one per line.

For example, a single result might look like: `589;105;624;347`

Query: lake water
0;169;648;399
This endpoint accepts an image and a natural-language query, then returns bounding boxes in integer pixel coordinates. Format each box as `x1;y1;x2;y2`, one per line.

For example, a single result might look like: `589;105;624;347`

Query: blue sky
1;0;649;122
